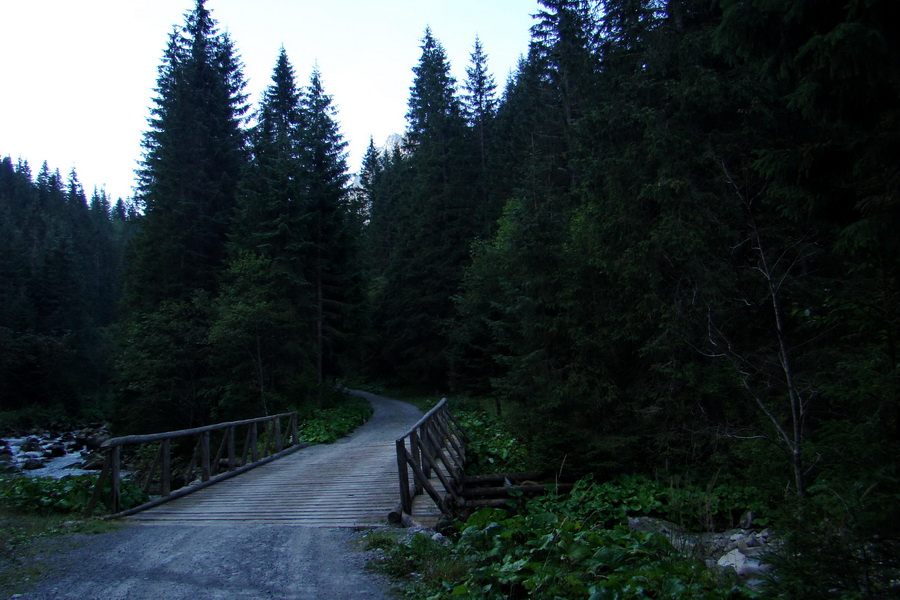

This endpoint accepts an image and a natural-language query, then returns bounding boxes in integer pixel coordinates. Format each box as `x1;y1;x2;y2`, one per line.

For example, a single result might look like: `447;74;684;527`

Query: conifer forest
1;0;898;596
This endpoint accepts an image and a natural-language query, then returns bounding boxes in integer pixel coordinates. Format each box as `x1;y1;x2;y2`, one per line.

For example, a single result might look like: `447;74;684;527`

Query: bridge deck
128;393;442;528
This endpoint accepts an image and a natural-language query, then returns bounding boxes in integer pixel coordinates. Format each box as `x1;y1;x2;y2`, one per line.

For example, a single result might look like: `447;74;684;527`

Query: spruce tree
462;36;499;237
116;0;248;431
297;67;362;402
127;0;248;310
214;47;311;419
371;28;477;386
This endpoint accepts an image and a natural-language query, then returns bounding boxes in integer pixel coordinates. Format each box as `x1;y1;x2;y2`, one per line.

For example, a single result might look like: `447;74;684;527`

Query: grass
362;528;471;599
0;508;120;597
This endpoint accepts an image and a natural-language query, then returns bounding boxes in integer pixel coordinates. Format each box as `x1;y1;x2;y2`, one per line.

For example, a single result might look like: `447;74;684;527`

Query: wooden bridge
87;392;563;528
89;392;443;528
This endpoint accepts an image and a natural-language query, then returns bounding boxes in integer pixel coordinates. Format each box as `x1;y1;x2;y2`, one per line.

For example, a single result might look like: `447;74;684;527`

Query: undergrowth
453;410;531;475
296;395;373;444
366;477;762;599
0;474;147;515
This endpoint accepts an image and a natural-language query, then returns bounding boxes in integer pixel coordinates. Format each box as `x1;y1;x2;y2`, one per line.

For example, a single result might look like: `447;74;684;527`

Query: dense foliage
0;474;146;515
113;1;364;432
368;477;763;600
454;410;531;475
0;158;133;417
296;396;373;444
360;3;898;594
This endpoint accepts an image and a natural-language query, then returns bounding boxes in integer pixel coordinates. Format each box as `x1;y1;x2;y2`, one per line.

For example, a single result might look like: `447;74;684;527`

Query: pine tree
127;0;248;310
115;0;248;431
370;29;478;386
212;48;310;418
359;137;381;214
297;67;362;402
404;27;463;151
462;36;499;237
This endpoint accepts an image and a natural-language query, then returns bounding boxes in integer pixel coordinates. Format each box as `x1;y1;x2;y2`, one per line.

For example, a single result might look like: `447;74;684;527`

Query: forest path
15;392;422;600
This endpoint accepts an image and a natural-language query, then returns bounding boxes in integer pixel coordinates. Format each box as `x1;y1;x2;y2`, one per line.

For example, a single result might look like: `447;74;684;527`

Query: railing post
291;413;299;447
200;431;210;482
161;439;171;496
410;429;423;494
227;426;236;471
250;422;259;462
274;418;283;452
396;439;412;514
420;426;434;479
110;445;121;514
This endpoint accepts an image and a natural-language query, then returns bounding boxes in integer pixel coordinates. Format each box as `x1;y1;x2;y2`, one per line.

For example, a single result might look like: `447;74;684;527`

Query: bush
296;397;373;444
548;475;769;532
455;410;531;474
368;477;768;599
0;474;147;515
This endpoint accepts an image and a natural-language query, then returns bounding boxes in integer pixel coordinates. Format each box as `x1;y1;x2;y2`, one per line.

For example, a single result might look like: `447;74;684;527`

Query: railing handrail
86;411;302;518
393;399;467;522
101;412;298;448
396;399;449;442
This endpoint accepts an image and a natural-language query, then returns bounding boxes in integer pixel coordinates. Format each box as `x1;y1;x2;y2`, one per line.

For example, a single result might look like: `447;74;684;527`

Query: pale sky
0;1;536;201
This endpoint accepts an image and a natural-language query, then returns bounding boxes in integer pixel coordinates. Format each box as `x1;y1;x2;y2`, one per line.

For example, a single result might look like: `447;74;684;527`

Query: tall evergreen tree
297;67;362;402
462;36;499;237
115;0;248;432
126;0;248;310
370;28;477;386
404;27;464;151
214;47;311;419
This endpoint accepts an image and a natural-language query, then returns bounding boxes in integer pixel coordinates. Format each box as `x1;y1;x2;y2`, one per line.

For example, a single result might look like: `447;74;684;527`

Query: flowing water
1;433;99;478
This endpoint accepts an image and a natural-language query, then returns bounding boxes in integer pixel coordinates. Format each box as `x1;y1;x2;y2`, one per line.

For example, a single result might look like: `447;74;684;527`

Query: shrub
0;474;147;515
296;397;373;444
455;410;531;474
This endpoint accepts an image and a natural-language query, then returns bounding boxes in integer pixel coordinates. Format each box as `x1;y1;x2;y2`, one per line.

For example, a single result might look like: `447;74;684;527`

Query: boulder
84;435;109;451
43;444;67;458
717;548;770;577
23;458;45;470
0;453;16;472
21;437;42;452
628;516;776;581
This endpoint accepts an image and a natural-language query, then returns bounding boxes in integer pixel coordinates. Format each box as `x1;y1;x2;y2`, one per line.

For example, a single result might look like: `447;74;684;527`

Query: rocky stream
0;424;110;478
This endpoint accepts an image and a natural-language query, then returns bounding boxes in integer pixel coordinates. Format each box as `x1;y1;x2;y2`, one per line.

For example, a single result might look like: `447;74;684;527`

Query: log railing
393;399;469;521
86;412;302;517
393;400;574;524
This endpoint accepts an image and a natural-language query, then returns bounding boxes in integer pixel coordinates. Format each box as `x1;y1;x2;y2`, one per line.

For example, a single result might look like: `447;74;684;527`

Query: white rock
717;548;748;572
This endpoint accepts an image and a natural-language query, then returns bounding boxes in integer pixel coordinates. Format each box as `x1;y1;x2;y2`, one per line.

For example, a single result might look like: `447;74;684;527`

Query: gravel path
12;392;423;600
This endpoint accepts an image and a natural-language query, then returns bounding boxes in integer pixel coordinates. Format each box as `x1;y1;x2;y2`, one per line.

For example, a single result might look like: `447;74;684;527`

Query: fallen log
462;483;574;499
400;512;425;529
462;472;545;486
388;502;404;525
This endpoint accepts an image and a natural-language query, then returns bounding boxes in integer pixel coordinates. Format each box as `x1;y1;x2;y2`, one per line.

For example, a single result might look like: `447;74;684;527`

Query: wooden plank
126;399;421;527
